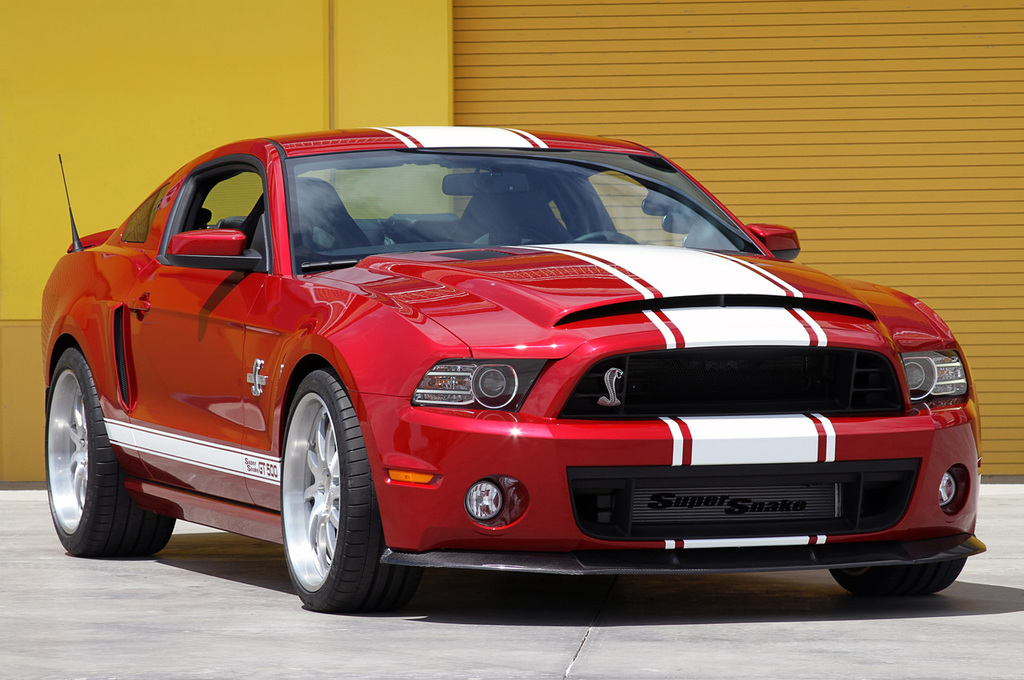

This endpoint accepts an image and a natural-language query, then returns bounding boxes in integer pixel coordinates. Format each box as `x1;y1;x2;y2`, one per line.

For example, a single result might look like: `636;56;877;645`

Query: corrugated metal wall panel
453;0;1024;474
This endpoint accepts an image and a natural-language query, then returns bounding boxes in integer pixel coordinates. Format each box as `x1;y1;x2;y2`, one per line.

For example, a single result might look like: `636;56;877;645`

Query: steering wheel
572;230;638;244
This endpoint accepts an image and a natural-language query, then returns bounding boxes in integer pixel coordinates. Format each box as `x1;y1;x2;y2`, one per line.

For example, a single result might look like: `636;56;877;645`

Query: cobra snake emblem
597;367;624;407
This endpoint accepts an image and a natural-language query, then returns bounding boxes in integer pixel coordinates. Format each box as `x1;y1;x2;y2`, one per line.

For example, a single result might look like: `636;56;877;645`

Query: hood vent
555;294;875;326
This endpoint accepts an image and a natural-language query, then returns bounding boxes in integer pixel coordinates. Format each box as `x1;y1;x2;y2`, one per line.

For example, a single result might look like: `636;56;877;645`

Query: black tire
45;347;175;557
830;558;967;596
280;369;421;613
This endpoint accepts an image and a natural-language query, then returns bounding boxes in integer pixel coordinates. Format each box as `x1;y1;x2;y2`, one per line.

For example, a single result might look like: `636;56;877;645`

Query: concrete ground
1;486;1021;680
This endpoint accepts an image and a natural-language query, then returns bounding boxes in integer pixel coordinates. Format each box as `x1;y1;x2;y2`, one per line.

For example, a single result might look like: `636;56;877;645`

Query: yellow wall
0;0;452;481
453;0;1024;476
333;0;452;128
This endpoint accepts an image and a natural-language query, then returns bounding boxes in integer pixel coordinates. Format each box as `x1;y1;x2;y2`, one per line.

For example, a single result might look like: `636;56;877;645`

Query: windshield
284;149;760;272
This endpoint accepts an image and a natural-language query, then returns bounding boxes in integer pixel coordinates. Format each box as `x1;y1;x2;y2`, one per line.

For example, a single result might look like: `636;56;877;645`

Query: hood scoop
555;294;876;326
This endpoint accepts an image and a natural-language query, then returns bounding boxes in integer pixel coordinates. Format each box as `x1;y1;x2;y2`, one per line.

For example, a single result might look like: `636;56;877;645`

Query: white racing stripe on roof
388;126;539;149
372;127;417;148
506;128;548;148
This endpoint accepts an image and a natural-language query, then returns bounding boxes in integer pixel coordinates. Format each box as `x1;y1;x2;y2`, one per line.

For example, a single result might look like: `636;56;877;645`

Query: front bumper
382;533;986;576
360;394;981;555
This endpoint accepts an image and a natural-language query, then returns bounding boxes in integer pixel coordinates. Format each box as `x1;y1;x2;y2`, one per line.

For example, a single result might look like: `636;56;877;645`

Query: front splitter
381;533;986;576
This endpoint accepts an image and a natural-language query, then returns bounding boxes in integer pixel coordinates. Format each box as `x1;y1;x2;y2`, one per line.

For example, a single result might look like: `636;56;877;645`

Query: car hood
311;244;922;356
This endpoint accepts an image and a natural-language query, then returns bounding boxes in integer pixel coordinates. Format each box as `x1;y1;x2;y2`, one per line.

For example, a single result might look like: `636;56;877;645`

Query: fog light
465;480;503;521
939;465;970;515
939;471;956;507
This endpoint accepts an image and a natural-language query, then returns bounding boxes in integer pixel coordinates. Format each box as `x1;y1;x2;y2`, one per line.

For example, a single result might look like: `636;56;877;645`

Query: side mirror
746;223;800;261
161;229;261;270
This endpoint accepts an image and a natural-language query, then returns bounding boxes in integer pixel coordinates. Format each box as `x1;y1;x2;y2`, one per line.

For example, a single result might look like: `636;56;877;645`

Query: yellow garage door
454;0;1024;475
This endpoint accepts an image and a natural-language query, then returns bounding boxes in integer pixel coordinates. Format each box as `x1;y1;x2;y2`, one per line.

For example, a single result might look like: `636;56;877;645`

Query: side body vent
112;305;133;410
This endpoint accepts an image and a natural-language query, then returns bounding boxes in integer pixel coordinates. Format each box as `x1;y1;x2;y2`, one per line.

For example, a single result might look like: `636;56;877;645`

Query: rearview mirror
746;223;800;261
442;171;529;195
161;229;261;270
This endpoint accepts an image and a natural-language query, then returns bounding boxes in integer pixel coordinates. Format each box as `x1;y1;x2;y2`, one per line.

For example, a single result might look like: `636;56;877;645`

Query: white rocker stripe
661;306;814;348
385;126;540;149
663;414;836;466
104;419;280;485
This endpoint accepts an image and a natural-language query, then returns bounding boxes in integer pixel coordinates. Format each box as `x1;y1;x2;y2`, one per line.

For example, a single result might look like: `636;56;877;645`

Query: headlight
900;350;967;401
412;359;545;411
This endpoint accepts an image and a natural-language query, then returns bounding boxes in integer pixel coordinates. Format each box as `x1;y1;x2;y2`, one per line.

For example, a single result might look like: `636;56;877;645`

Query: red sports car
43;127;984;612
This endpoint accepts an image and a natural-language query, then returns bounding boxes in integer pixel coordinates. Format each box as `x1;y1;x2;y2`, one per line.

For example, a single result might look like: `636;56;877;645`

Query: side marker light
388;469;436;484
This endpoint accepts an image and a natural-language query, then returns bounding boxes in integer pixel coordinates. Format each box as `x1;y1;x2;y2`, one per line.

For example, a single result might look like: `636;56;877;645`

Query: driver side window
189;171;264;235
187;168;270;268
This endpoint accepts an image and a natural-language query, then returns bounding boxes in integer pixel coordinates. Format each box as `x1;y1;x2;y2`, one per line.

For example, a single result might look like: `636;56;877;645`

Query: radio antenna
58;154;84;252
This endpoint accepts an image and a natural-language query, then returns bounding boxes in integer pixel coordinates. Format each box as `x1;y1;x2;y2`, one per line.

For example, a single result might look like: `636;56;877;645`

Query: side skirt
125;477;283;544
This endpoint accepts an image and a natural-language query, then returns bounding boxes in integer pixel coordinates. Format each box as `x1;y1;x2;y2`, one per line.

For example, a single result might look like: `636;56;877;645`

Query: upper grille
561;347;903;418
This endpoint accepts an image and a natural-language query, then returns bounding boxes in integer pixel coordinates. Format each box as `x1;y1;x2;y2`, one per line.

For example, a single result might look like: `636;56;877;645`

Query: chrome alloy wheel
47;369;89;533
282;392;342;591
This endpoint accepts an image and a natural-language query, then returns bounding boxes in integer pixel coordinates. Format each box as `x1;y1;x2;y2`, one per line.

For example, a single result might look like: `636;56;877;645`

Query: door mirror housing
161;229;261;270
746;223;801;261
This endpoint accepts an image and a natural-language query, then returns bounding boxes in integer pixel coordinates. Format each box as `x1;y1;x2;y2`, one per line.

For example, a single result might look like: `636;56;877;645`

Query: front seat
457;191;569;245
294;177;370;260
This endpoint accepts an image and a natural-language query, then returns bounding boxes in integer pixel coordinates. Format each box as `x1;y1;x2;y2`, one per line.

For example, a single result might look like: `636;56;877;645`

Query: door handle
127;292;151;320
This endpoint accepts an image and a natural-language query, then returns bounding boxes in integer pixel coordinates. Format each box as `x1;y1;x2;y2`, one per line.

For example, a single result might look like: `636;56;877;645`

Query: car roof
268;126;656;158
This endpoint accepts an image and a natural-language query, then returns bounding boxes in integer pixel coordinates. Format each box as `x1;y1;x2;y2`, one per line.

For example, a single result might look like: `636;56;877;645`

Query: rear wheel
46;347;175;557
281;369;421;612
830;558;966;596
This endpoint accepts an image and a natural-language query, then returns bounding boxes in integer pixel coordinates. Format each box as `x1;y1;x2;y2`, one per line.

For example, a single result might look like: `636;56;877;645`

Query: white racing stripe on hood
681;414;825;466
662;307;812;347
526;244;825;349
712;251;804;297
538;244;795;298
523;245;656;299
668;536;816;550
657;414;835;468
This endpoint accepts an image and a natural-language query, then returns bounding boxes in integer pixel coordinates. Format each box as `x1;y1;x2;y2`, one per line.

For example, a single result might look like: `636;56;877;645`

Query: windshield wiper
301;258;362;273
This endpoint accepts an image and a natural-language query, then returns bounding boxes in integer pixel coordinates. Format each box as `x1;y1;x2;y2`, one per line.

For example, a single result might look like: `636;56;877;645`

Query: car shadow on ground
155;531;1024;625
155;530;293;595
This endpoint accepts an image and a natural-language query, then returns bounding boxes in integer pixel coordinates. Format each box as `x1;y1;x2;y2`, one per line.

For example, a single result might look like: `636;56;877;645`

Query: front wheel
46;347;175;557
281;369;421;612
830;558;967;596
